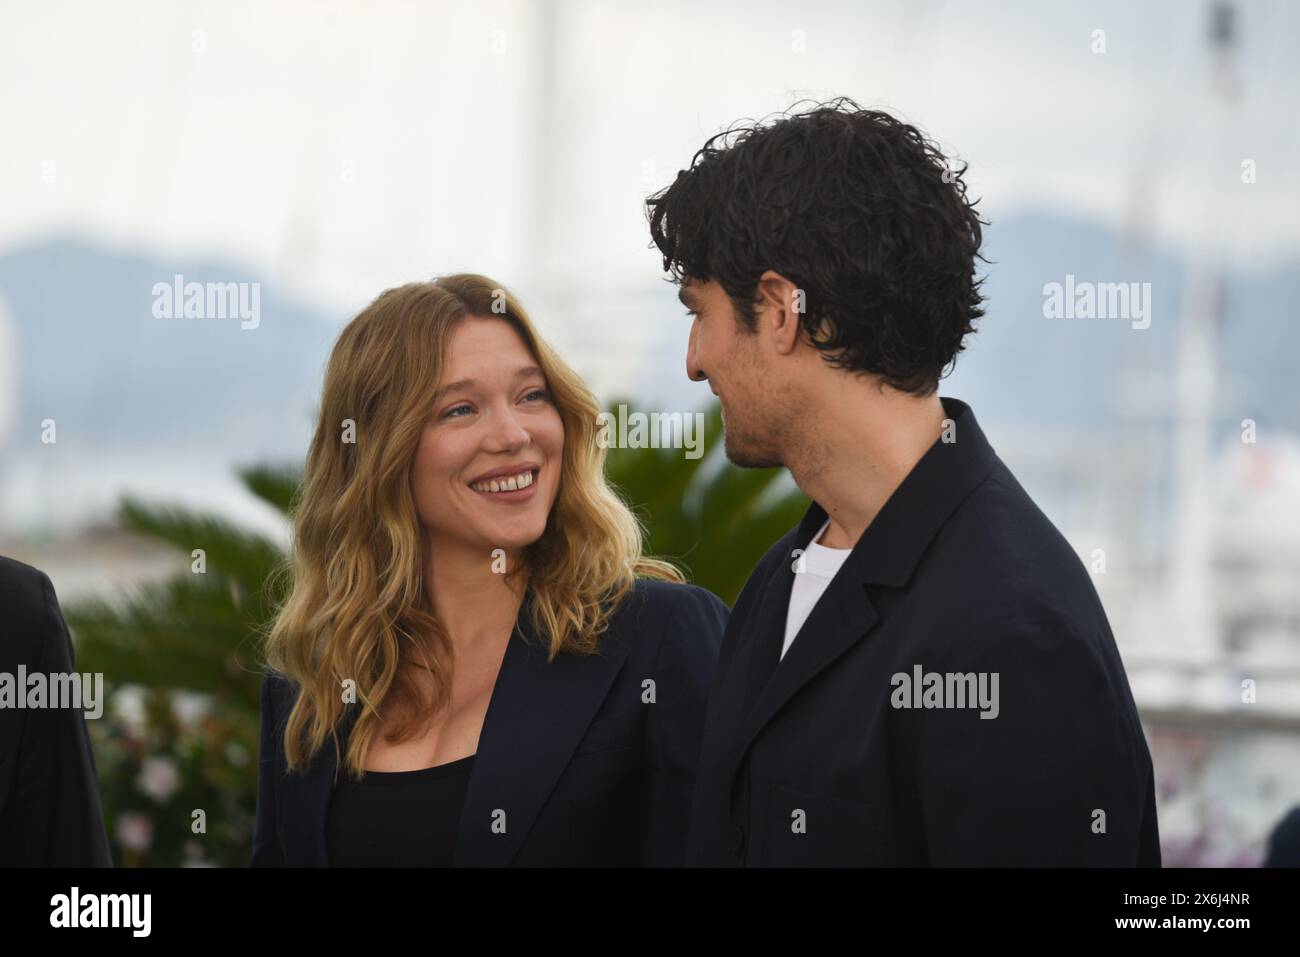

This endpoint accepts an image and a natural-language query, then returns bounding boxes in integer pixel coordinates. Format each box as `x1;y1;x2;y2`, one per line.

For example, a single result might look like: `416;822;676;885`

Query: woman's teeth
470;469;535;493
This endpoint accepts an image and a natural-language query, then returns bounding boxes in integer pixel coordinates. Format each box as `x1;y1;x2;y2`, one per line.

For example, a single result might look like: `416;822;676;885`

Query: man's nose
686;320;706;383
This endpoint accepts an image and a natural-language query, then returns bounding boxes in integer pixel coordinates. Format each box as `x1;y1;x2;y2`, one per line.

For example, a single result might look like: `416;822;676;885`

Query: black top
325;754;475;867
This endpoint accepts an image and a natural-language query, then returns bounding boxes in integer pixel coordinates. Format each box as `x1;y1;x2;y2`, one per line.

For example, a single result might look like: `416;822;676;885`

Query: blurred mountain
0;237;334;455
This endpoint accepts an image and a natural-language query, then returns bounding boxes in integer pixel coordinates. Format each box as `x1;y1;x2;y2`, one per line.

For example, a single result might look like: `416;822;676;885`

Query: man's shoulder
934;460;1109;631
0;554;55;612
0;555;61;662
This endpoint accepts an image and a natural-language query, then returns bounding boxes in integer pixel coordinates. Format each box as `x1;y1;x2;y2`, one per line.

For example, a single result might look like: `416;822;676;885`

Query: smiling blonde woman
251;274;727;867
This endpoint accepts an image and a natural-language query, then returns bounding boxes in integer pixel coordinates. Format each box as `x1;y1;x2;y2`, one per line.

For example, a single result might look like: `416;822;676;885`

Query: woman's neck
424;540;528;653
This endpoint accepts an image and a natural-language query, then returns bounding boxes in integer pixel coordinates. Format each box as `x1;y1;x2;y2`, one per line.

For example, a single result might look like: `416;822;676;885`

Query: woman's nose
483;405;530;451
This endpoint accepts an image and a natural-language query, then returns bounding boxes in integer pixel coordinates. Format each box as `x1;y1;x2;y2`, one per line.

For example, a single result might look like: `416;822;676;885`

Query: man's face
681;278;786;469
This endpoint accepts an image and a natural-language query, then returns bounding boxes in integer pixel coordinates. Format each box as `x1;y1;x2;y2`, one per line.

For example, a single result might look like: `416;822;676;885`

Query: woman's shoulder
257;668;300;728
259;666;294;696
609;578;729;661
623;577;729;622
605;579;727;696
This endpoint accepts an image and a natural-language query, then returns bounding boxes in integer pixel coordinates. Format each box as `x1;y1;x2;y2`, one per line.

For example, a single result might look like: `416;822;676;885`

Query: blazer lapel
453;601;635;866
284;598;634;867
724;526;880;785
741;554;798;711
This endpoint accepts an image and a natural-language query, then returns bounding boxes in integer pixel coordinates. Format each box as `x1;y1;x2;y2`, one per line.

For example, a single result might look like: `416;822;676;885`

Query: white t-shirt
781;518;853;660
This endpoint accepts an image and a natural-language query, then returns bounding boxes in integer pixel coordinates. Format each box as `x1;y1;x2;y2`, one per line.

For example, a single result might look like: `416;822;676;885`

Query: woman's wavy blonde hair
261;274;683;780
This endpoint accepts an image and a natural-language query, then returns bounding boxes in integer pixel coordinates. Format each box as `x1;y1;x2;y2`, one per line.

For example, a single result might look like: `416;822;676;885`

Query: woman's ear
756;269;802;355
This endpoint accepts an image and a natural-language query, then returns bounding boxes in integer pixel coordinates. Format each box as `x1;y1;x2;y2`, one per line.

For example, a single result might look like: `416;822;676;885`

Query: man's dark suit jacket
0;556;113;866
252;578;726;866
686;397;1161;866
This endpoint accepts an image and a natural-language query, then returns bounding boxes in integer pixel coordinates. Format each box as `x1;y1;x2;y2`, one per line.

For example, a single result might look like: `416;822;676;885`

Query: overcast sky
2;0;1297;324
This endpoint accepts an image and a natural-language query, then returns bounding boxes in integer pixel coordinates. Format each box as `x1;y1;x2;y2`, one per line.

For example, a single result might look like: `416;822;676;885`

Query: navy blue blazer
686;397;1161;866
252;578;726;867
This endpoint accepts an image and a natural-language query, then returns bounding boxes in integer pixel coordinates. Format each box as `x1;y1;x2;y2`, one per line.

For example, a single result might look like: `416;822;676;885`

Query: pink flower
136;757;181;802
116;813;154;853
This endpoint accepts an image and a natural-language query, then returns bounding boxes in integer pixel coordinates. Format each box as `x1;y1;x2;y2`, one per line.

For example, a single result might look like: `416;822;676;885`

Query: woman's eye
443;404;472;419
524;388;550;403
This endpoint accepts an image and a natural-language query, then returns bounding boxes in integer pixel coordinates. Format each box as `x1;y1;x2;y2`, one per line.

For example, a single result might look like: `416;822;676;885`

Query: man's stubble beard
722;418;781;469
720;377;803;471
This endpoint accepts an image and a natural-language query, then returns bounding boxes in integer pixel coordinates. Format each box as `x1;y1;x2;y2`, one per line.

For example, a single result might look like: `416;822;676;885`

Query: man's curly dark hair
646;97;988;396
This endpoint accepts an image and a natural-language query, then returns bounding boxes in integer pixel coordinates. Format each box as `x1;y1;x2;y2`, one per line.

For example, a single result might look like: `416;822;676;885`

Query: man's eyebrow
677;286;697;309
433;365;544;401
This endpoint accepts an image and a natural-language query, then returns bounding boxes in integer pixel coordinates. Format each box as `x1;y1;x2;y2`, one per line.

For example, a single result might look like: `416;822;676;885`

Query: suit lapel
453;601;634;866
724;512;880;785
741;553;797;711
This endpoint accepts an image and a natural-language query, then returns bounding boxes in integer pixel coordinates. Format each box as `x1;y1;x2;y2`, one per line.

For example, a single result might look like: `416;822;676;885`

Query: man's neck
787;388;946;549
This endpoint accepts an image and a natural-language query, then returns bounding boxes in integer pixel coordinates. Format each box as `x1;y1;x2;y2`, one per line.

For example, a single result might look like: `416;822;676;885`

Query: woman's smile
467;466;540;502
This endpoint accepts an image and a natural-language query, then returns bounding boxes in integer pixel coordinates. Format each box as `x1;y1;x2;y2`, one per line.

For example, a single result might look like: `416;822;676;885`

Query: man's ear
755;270;802;355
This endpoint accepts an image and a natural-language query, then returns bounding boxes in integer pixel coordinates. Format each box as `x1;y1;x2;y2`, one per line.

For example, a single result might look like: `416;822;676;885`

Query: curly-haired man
648;98;1160;867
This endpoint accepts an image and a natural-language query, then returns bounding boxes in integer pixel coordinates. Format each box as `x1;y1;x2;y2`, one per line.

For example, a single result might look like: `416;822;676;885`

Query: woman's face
413;317;564;564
